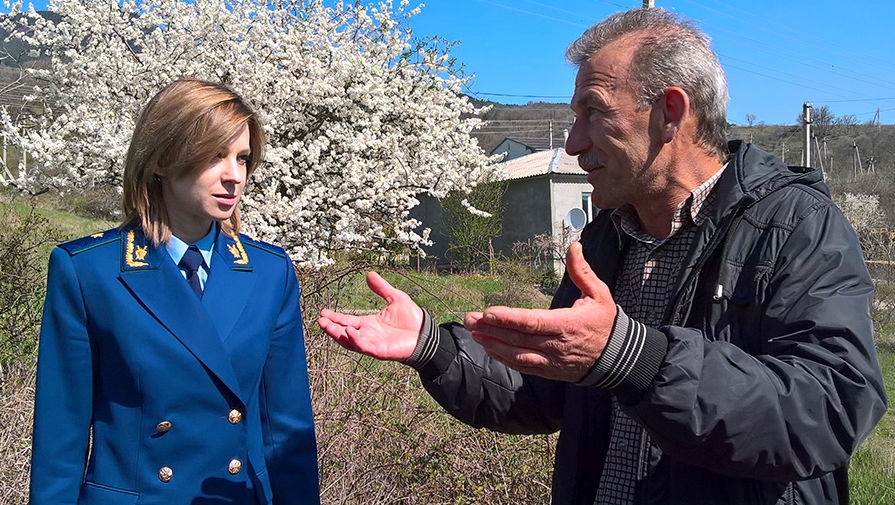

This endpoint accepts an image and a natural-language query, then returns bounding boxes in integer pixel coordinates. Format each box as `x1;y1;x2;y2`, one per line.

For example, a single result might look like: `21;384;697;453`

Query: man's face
566;38;660;210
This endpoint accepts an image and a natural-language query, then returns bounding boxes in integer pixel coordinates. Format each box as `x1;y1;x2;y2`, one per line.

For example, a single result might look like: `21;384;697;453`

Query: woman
30;79;319;505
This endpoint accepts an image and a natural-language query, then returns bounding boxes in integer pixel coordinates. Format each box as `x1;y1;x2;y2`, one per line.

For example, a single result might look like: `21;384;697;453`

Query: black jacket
416;141;887;505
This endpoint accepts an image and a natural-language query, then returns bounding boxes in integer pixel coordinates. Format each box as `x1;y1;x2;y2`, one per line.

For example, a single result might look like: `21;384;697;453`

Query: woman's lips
214;194;238;206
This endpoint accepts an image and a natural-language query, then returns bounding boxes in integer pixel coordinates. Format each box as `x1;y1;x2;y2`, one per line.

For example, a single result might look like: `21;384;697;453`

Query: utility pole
549;119;553;149
781;141;786;163
813;135;824;174
802;102;812;167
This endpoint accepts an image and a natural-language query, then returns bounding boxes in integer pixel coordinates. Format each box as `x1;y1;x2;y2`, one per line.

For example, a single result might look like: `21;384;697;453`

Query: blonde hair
121;79;265;245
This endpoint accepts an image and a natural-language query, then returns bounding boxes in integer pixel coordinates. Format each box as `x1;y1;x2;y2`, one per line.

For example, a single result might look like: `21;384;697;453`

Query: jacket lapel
116;225;246;407
202;229;256;345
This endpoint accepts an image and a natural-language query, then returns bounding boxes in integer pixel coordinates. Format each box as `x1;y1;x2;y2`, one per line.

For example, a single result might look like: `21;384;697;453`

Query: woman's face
162;124;250;243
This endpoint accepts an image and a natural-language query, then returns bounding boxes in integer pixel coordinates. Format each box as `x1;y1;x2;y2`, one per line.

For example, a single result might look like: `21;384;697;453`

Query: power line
471;91;572;99
814;97;895;104
684;0;895;69
472;0;591;28
707;25;895;92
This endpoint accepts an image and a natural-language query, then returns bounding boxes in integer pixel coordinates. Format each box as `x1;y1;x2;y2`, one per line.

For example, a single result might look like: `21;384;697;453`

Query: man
319;8;887;505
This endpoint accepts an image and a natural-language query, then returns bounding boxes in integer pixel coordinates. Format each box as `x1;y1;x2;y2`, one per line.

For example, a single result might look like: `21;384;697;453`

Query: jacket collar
116;223;255;406
711;140;826;222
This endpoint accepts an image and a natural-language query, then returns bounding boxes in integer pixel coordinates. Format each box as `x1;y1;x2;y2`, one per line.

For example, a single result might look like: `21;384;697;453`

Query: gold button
158;466;173;483
228;458;242;475
156;421;172;433
228;409;242;424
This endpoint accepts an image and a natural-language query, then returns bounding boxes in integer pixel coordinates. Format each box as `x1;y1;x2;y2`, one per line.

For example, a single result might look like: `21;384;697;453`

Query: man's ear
657;86;689;143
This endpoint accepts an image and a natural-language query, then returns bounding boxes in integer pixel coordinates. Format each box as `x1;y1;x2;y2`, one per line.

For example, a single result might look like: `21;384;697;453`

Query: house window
581;192;595;223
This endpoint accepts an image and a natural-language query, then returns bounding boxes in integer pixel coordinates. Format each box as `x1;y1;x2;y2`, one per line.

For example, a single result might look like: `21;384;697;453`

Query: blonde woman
30;79;318;505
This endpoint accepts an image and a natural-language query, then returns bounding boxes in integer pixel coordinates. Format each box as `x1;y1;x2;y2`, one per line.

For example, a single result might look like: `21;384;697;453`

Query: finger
330;328;362;354
366;271;403;304
464;311;484;329
318;316;350;339
477;305;563;335
471;332;549;371
565;242;609;301
319;317;360;350
319;309;363;329
467;321;556;349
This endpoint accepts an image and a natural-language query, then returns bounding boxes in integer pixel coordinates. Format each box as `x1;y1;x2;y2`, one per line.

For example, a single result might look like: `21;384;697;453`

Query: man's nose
565;118;591;156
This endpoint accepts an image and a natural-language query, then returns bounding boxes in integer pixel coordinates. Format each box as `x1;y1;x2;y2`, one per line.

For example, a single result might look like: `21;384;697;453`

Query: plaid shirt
593;165;726;504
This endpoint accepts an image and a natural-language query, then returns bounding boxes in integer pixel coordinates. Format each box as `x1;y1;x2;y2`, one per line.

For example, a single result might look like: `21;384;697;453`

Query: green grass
0;197;114;240
850;327;895;505
324;267;551;323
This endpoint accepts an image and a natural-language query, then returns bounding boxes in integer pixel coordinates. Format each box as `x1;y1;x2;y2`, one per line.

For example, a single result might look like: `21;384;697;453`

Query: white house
412;148;596;274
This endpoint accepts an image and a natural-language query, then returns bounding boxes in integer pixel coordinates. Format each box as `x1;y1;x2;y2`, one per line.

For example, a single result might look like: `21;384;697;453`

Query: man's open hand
318;272;423;361
464;242;616;382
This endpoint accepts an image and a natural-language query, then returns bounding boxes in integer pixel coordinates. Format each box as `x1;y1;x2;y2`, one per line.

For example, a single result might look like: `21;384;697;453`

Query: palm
318;272;423;361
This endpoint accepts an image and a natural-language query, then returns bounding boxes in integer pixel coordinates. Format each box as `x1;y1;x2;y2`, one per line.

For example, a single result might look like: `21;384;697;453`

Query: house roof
496;148;582;180
490;137;555;154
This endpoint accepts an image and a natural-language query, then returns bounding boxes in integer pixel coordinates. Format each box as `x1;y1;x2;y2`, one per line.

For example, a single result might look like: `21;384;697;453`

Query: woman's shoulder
235;233;288;260
57;227;123;257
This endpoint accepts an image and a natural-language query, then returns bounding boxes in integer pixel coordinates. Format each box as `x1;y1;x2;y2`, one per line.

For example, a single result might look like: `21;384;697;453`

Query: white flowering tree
0;0;496;267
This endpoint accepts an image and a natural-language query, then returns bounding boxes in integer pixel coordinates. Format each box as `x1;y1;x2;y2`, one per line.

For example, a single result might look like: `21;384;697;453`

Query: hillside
470;100;895;220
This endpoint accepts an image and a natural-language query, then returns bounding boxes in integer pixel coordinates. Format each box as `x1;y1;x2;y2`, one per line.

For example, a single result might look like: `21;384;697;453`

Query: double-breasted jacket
30;223;319;505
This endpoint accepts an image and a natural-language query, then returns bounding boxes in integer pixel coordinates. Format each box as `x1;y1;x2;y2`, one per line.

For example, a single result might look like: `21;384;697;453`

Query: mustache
578;152;601;170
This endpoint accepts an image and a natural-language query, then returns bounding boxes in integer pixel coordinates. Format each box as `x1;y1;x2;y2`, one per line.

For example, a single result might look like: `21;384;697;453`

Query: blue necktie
179;245;204;299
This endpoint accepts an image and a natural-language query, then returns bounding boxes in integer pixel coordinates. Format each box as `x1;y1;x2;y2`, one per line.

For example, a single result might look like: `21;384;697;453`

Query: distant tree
745;113;757;127
836;114;860;137
441;175;507;272
811;105;836;139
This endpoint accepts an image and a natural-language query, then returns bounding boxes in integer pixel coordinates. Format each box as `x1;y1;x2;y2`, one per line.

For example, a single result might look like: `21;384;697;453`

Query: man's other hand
319;272;423;361
464;242;617;382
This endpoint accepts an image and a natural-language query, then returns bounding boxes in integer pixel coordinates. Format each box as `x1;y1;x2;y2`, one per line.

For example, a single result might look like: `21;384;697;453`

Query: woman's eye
238;154;251;165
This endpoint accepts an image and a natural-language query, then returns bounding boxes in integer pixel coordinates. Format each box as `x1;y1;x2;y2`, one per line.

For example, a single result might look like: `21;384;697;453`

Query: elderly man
319;8;886;505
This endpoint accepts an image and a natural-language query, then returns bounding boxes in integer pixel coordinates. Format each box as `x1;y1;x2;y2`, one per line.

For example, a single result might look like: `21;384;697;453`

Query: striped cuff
401;309;439;369
576;305;666;398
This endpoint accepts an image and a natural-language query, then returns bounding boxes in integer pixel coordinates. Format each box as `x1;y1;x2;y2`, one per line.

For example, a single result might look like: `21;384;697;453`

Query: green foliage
441;178;508;272
849;336;894;504
0;203;64;376
535;266;560;295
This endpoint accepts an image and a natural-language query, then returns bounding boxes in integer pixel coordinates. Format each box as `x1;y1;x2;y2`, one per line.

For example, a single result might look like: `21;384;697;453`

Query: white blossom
0;0;498;268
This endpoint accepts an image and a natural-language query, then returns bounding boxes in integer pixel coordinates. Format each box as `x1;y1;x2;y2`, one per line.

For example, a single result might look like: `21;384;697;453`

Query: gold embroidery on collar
91;232;104;239
126;230;149;267
228;231;250;265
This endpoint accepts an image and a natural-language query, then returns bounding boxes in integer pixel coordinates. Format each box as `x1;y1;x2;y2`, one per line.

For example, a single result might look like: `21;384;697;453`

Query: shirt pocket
707;262;773;353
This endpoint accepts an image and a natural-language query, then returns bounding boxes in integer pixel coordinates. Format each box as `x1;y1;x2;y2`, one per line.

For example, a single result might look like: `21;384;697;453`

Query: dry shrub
0;367;34;505
0;200;57;505
0;204;63;375
300;266;556;505
2;218;556;504
856;228;895;331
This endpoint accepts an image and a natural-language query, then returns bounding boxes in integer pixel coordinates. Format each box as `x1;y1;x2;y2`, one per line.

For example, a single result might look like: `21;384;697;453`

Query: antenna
564;208;587;231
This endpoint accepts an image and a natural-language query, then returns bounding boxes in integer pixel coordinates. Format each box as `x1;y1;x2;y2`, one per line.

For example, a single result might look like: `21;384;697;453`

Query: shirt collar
611;161;728;243
166;223;217;268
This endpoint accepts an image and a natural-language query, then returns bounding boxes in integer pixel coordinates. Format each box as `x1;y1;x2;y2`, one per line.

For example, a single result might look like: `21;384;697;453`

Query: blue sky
406;0;895;125
18;0;895;125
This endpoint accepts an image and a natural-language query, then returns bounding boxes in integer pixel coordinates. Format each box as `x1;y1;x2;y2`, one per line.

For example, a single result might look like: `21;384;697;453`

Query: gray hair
567;8;729;159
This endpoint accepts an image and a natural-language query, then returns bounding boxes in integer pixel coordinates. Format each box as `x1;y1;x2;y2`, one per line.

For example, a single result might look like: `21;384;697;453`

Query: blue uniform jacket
30;223;319;505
